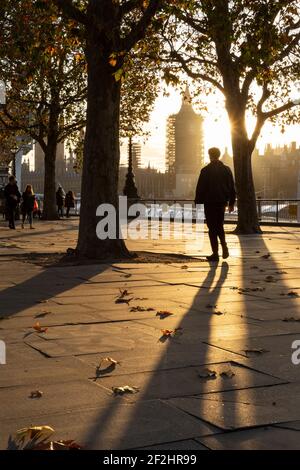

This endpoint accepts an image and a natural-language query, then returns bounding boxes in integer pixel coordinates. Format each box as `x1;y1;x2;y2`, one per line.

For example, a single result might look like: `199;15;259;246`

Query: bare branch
170;50;224;93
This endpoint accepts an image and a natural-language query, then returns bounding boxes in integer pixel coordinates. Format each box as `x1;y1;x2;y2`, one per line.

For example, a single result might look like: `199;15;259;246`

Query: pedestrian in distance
195;147;236;262
56;186;65;218
65;190;75;218
4;175;21;230
21;184;36;229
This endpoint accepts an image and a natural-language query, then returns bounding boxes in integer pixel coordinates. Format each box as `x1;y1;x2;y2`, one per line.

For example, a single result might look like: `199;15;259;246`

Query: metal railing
130;198;300;225
7;196;299;225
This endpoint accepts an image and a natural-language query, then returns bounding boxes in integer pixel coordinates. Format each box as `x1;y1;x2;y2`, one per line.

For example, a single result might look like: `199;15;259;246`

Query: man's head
208;147;221;161
8;176;16;185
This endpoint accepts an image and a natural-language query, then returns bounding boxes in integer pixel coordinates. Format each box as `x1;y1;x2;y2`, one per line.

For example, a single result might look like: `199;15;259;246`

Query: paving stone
96;362;283;401
138;439;208;450
168;382;300;430
197;427;300;450
77;347;242;377
24;336;137;357
0;380;115;423
0;312;108;329
205;333;300;359
0;400;218;450
0;356;93;388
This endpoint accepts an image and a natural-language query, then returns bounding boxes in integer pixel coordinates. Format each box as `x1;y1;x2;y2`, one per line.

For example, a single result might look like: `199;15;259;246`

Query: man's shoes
206;254;219;262
222;244;229;259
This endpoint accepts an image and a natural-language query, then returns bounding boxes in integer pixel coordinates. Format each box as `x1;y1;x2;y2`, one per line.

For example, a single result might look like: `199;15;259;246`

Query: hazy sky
120;85;300;172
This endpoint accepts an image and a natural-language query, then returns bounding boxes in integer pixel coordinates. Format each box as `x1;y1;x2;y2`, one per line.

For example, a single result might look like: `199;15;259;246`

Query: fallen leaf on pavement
220;368;235;378
244;348;269;356
282;317;300;322
160;328;183;338
118;289;133;298
35;311;51;318
198;368;217;379
99;357;120;367
265;275;277;283
238;287;265;293
115;297;133;304
112;386;139;395
262;253;271;259
32;439;83;450
130;306;154;312
287;291;299;297
181;265;188;269
29;390;43;399
156;310;174;319
15;426;55;446
33;322;48;333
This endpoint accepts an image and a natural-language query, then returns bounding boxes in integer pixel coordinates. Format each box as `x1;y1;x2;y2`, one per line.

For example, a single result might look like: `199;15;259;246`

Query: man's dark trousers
204;204;226;255
7;205;16;229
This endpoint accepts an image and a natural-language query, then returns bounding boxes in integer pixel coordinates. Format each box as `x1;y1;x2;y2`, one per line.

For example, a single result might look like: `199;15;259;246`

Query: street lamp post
10;146;19;177
123;124;139;199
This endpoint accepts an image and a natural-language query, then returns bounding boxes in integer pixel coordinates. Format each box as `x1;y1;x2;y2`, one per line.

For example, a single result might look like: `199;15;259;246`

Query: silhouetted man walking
195;147;236;262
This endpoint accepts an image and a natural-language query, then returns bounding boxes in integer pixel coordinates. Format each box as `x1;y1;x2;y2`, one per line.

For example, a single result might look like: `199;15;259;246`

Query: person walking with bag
21;184;36;229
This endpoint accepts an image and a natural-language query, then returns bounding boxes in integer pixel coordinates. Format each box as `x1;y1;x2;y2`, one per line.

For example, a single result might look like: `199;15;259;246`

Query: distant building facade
166;87;204;198
253;142;300;198
21;141;168;199
220;142;300;199
22;142;82;194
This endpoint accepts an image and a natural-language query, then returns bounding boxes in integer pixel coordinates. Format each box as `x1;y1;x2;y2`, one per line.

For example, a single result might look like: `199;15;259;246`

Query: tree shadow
83;259;236;448
82;229;300;449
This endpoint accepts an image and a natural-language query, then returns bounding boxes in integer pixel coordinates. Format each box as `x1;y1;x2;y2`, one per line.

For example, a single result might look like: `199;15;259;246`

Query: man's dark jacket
195;160;236;206
4;183;21;207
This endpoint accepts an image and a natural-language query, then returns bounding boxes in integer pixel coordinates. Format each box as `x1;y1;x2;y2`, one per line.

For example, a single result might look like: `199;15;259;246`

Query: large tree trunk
76;19;130;259
226;97;261;234
232;134;261;234
42;141;58;220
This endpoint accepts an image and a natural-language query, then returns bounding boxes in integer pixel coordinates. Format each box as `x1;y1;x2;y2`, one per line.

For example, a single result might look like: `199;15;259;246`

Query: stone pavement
0;218;300;449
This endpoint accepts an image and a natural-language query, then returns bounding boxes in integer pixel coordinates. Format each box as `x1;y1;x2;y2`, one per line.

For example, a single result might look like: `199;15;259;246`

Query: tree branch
263;100;300;120
241;70;256;101
170;50;224;93
121;0;161;51
120;0;141;17
173;8;208;35
250;83;271;147
53;0;87;25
